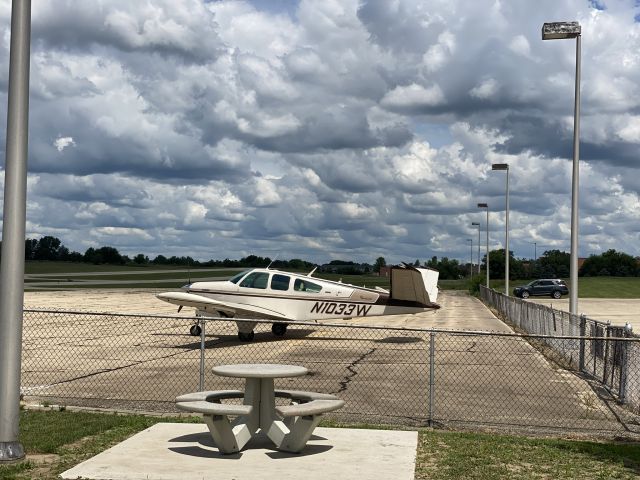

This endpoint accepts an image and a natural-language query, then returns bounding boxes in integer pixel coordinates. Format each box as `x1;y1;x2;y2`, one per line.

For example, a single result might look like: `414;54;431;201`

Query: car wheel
521;291;530;299
552;290;562;299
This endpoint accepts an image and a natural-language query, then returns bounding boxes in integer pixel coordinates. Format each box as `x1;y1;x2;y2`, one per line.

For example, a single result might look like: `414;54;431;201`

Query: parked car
513;279;569;299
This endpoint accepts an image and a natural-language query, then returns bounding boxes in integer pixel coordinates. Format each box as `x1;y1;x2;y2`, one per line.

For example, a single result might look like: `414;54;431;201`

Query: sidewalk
61;424;418;480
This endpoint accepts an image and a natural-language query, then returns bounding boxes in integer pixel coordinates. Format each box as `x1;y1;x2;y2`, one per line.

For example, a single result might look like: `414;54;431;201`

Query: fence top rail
23;308;640;342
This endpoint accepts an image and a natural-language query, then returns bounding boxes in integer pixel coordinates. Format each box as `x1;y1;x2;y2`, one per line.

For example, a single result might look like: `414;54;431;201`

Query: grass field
1;409;639;479
20;262;640;297
491;277;640;299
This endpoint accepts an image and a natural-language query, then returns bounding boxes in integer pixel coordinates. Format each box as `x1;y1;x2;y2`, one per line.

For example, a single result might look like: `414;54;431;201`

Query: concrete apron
60;424;418;480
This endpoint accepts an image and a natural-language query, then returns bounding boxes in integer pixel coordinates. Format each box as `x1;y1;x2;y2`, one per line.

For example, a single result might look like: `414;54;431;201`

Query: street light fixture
466;239;473;277
477;203;489;287
542;20;581;315
472;222;481;275
491;163;509;295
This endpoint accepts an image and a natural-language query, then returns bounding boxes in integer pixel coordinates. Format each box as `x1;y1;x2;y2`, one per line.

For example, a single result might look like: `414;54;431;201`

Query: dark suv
513;279;569;299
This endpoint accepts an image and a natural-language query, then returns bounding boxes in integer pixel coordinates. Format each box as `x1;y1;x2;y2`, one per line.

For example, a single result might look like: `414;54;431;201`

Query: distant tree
85;246;125;265
537;250;570;278
133;254;149;265
152;255;168;265
486;249;523;280
34;236;62;261
421;256;461;280
413;259;420;267
580;249;639;277
328;260;355;265
374;257;386;273
25;238;38;260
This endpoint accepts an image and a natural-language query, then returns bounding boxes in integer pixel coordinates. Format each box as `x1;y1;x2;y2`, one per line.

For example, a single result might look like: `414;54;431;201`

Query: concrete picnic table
176;363;344;454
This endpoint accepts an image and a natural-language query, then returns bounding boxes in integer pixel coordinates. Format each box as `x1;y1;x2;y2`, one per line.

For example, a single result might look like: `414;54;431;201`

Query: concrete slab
60;423;418;480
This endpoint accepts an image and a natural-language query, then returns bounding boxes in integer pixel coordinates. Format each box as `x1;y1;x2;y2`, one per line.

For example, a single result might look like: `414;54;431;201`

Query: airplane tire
272;323;287;336
238;331;255;342
190;324;202;336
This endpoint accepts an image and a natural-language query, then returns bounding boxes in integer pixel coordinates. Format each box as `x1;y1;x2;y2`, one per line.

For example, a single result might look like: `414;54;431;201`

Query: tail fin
390;264;439;305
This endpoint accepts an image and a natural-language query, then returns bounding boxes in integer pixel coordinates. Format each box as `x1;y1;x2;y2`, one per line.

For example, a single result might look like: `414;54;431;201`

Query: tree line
6;236;639;278
395;248;640;280
475;248;639;279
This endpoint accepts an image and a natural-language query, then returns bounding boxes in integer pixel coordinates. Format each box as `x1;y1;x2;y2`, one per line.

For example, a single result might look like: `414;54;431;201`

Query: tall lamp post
0;0;31;463
533;242;537;262
466;239;473;277
492;163;509;295
477;203;489;287
542;21;581;315
472;222;481;275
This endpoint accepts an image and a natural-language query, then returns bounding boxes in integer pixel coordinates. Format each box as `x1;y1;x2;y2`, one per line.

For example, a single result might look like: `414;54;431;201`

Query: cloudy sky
0;0;639;265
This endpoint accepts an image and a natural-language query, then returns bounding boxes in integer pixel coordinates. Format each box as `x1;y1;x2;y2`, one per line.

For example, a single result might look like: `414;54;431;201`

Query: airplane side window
294;279;322;293
271;274;290;291
239;272;269;289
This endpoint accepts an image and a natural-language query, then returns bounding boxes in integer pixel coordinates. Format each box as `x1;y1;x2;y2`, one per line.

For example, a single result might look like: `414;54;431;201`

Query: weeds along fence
479;285;640;412
21;309;640;437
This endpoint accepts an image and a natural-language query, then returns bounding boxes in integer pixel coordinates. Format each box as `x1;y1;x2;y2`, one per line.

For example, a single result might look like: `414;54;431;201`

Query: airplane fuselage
157;266;440;340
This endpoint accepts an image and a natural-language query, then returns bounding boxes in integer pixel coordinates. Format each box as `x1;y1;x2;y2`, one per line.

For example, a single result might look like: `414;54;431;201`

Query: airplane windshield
229;270;251;284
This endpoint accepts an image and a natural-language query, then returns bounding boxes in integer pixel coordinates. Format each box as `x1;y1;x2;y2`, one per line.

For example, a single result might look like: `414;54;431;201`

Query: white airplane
157;264;440;341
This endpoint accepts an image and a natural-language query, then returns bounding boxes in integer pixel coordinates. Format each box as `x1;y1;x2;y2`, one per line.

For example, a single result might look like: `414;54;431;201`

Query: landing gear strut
271;323;288;336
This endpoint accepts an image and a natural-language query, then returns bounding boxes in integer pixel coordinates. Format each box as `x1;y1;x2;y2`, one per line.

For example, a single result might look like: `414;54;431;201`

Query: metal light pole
543;21;581;315
492;163;509;295
533;242;537;262
472;222;481;275
0;0;31;464
466;239;473;277
477;203;489;287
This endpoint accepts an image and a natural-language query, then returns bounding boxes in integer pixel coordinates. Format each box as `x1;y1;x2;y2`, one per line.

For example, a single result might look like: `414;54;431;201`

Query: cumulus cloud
54;136;75;152
0;0;638;264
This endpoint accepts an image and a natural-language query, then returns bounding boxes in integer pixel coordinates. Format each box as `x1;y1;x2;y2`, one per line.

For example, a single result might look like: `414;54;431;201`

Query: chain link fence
480;285;640;413
21;308;640;437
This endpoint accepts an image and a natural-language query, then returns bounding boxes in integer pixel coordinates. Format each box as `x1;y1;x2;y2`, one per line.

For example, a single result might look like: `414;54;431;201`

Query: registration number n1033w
310;302;372;316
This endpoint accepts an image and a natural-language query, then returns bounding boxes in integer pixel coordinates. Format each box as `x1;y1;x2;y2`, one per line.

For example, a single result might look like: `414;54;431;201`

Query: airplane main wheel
238;331;255;342
189;324;202;336
272;323;287;336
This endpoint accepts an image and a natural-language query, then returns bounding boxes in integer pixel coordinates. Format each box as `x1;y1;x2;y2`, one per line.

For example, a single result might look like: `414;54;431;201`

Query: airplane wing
156;292;294;321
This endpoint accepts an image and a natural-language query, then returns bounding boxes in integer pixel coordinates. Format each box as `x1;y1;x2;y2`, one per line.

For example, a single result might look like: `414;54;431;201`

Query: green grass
490;277;640;299
2;410;640;480
416;429;640;479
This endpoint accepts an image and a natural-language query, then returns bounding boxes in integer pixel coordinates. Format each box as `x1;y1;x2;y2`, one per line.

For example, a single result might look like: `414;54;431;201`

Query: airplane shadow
166;329;317;349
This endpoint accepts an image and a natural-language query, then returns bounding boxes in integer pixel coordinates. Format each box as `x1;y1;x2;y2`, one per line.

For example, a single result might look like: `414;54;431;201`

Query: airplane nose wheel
189;324;202;336
238;331;255;342
271;323;287;336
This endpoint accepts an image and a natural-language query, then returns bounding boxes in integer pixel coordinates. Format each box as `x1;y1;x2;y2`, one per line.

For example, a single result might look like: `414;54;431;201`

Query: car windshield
527;281;537;287
229;270;251;284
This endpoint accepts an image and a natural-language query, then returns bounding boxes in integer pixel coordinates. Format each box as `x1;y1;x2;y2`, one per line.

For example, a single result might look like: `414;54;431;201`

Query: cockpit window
271;274;290;291
229;270;251;284
294;278;322;293
239;272;269;289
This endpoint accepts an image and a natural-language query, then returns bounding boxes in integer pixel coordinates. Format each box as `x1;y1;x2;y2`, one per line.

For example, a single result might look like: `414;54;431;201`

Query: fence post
579;315;586;372
199;319;206;391
602;326;610;385
619;327;631;404
428;331;435;427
